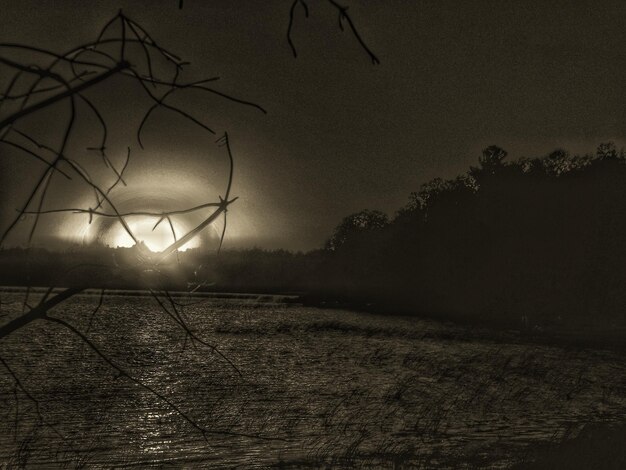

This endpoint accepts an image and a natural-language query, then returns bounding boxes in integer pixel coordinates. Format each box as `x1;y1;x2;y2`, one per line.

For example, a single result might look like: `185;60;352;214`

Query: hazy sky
1;0;624;251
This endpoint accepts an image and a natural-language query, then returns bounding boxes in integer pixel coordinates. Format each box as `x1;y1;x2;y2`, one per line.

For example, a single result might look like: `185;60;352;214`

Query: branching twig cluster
0;3;378;452
0;11;263;252
287;0;380;64
0;10;265;441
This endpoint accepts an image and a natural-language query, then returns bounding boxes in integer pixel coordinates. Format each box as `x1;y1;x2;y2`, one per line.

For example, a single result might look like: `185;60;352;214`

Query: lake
0;290;624;468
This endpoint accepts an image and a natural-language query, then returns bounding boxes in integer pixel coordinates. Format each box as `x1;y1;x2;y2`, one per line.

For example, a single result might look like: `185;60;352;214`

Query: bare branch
27;94;76;243
44;315;282;441
0;71;96;101
23;199;237;220
61;157;138;244
0;138;71;179
287;0;309;58
0;9;295;445
86;289;106;333
0;61;130;132
0;287;84;340
0;354;65;439
156;132;237;260
149;289;242;376
287;0;379;64
327;0;380;64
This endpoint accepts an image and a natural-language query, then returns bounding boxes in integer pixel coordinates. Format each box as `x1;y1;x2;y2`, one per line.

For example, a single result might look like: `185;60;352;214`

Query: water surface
0;291;624;468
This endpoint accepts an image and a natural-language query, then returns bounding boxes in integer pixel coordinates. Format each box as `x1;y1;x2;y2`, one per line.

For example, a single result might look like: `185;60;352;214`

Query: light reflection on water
0;292;624;468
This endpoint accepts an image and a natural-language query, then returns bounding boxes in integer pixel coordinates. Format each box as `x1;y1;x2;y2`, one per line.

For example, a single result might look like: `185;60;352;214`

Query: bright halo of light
106;216;200;252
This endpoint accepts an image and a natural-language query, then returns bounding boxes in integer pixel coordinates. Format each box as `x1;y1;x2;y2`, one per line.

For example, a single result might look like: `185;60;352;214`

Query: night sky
1;0;624;251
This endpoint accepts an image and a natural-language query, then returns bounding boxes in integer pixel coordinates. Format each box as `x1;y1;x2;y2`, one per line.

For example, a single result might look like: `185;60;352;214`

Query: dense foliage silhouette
316;142;626;330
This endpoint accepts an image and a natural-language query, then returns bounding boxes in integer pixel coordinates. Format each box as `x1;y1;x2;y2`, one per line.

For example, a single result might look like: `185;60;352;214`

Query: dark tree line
317;142;626;330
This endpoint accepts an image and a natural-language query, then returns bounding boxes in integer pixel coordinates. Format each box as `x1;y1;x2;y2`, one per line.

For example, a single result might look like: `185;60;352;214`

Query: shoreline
299;293;626;353
3;285;624;352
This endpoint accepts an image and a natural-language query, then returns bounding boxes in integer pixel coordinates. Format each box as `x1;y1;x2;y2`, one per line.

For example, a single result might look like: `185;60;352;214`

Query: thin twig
0;354;65;439
45;316;281;441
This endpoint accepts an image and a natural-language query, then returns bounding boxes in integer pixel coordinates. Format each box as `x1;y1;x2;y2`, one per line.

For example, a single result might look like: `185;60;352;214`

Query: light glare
107;217;200;252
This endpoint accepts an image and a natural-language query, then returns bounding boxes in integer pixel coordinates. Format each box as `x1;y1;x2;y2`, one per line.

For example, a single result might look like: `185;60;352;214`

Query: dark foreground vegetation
2;143;626;336
512;422;626;470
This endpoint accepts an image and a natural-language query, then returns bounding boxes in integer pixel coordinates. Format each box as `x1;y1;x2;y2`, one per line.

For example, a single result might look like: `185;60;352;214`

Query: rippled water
0;291;625;468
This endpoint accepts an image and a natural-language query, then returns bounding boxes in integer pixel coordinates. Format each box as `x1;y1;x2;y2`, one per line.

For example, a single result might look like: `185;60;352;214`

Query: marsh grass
0;293;624;468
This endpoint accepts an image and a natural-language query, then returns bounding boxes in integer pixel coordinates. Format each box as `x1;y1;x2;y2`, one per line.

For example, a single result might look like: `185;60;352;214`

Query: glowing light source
106;216;200;252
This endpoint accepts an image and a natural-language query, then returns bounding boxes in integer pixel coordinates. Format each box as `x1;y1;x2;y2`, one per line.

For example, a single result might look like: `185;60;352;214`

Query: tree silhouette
325;209;388;251
477;145;507;173
311;143;626;331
